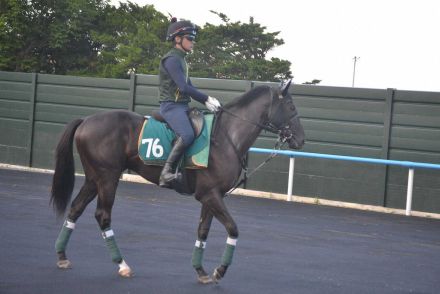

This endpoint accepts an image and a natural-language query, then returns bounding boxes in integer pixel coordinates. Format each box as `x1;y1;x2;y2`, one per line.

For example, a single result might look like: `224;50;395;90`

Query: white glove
205;96;221;112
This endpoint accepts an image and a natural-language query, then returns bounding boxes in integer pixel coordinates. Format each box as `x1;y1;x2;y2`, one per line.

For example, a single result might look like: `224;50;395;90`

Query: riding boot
159;137;186;188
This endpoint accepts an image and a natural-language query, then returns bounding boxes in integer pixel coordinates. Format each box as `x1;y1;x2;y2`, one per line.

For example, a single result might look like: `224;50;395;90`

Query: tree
0;0;109;74
0;0;170;77
188;11;292;81
303;79;322;85
1;3;293;81
0;0;44;72
88;2;169;78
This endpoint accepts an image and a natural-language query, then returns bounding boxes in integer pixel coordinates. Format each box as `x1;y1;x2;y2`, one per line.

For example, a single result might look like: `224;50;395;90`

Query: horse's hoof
118;260;133;278
212;268;222;284
197;275;213;284
195;267;212;284
57;259;72;269
118;267;133;278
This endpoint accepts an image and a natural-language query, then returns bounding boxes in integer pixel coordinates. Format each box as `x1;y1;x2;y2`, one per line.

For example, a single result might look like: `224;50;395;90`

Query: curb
2;163;439;220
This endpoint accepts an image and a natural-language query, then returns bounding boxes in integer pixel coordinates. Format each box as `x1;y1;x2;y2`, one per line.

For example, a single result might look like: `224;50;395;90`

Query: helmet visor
184;35;196;41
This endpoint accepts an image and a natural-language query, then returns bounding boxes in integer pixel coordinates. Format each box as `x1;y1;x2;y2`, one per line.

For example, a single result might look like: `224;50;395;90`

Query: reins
218;87;299;137
218;88;286;194
226;139;285;195
219;107;281;135
214;86;297;195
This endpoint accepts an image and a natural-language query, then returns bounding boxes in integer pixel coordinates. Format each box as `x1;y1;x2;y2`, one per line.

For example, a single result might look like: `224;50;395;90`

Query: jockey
158;17;221;188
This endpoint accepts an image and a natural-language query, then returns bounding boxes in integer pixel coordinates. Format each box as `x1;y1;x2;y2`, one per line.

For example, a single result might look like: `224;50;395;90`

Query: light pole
352;56;360;87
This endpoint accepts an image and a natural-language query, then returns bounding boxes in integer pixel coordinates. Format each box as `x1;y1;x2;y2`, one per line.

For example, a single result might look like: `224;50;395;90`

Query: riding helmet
166;17;197;41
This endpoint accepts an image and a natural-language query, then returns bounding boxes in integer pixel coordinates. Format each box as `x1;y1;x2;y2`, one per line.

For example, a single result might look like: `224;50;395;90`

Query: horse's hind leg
95;178;133;278
192;204;214;284
55;179;97;269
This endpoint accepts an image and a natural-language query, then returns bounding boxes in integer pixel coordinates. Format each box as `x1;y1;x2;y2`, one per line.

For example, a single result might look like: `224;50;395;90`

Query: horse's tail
50;118;83;217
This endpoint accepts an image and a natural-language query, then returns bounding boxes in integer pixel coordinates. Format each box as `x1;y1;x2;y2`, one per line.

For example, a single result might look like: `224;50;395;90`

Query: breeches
160;101;195;147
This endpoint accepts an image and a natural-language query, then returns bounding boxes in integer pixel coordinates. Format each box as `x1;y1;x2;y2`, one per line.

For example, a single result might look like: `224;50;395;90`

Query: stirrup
159;170;182;188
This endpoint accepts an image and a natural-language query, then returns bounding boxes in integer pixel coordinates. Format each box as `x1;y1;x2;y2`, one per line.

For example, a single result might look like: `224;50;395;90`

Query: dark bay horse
50;81;305;283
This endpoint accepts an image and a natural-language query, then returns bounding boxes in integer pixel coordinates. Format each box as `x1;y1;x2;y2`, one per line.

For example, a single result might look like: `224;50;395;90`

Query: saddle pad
138;114;214;169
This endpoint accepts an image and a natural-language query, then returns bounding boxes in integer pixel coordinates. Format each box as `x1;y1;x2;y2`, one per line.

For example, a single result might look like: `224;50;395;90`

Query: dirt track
1;168;439;294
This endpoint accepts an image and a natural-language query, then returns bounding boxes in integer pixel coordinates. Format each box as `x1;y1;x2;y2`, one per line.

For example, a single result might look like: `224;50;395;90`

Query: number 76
141;138;164;158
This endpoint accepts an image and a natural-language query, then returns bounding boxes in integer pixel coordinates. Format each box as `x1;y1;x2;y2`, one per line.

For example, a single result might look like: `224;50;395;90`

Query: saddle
138;109;214;195
138;109;213;169
151;108;205;139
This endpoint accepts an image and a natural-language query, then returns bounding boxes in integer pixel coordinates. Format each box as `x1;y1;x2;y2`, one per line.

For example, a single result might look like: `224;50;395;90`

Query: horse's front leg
201;191;239;283
192;204;214;284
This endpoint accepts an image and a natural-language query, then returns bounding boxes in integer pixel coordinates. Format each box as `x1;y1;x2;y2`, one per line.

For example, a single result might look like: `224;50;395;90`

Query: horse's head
268;80;305;149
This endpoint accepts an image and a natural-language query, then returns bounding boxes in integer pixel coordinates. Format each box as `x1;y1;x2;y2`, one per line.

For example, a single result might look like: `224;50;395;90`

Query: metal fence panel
1;71;439;213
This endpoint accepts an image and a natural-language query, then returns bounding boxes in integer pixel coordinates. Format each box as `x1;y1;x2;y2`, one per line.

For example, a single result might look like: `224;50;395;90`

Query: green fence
1;71;439;213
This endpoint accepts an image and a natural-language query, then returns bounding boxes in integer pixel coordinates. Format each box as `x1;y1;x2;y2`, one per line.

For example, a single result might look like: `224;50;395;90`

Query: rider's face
176;35;195;52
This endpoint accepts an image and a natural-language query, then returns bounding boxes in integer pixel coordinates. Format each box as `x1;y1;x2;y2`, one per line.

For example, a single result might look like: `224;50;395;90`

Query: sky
111;0;440;92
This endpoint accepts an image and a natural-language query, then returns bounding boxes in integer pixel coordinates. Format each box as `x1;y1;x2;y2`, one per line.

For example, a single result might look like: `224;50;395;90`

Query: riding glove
205;96;221;112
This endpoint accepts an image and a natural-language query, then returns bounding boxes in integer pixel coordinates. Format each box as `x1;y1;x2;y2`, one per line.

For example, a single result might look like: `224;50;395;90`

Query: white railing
249;148;440;216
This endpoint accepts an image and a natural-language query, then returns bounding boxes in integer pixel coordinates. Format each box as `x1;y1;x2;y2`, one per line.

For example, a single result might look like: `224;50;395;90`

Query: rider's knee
180;131;195;147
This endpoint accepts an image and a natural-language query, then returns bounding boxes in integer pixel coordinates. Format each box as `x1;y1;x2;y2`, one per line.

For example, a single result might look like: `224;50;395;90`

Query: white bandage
102;229;114;239
65;220;75;229
195;240;207;248
226;237;237;246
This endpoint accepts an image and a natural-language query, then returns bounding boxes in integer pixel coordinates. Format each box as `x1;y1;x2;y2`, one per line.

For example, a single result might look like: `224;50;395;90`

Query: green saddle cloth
138;114;214;168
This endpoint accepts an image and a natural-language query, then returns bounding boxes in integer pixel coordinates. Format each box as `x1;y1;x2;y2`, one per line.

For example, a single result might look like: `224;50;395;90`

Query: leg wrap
102;229;123;264
55;220;75;253
191;240;206;269
221;237;237;267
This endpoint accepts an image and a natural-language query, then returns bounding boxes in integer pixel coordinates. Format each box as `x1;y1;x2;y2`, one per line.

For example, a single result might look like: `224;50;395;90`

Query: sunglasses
184;35;196;42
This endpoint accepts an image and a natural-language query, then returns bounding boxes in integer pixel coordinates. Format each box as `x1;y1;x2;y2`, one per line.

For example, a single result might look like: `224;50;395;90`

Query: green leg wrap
55;221;74;253
192;246;205;269
221;244;236;266
102;229;123;264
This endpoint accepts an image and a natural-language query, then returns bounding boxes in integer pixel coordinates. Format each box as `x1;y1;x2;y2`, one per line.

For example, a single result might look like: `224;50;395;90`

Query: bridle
219;87;299;143
215;87;300;194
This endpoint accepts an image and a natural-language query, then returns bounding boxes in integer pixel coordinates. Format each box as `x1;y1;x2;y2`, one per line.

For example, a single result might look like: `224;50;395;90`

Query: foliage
0;2;292;81
86;2;169;78
303;79;322;85
0;0;109;74
190;12;292;81
0;0;169;77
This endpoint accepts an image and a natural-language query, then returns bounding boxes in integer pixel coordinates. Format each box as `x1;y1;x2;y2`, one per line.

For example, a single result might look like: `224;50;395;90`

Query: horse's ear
280;79;292;97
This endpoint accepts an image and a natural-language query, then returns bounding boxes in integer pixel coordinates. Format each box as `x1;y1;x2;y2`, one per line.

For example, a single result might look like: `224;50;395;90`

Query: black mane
224;85;271;109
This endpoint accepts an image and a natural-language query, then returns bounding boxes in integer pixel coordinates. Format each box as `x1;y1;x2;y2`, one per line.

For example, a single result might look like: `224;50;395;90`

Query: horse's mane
224;85;271;109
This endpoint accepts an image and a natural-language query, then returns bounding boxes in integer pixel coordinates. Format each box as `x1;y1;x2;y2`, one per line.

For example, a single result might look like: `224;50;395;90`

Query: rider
158;17;221;188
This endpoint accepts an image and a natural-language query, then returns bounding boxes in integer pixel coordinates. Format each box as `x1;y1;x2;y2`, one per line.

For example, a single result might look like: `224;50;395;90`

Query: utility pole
352;56;360;87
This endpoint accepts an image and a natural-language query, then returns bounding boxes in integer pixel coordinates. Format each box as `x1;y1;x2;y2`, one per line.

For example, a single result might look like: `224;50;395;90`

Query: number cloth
138;114;214;168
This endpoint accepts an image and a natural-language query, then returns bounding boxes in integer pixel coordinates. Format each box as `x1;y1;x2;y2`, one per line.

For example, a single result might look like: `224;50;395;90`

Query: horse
50;80;305;284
